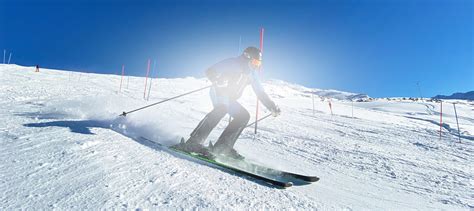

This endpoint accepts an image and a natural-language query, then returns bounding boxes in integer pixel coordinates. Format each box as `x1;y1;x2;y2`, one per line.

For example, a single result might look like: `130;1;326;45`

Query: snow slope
1;64;473;210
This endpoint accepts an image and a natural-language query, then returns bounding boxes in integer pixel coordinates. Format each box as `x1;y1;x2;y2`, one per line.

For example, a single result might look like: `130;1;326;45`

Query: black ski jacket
206;55;276;110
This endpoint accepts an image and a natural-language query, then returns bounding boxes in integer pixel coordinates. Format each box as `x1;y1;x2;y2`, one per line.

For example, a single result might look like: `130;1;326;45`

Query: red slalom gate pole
254;27;264;134
439;101;443;140
143;59;151;99
119;65;125;92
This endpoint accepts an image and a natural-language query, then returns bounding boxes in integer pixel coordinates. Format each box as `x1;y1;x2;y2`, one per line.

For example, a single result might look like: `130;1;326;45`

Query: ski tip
296;175;319;182
283;172;320;182
300;176;319;182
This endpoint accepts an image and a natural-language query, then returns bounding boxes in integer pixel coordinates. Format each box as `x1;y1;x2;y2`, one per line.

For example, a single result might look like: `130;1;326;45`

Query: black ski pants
188;101;250;150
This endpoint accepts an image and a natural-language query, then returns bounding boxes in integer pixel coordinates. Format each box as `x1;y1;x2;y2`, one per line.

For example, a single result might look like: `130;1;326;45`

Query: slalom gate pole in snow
229;36;242;125
254;27;265;135
439;101;443;140
3;49;5;64
351;100;354;118
127;76;130;89
120;85;212;117
416;81;424;102
119;65;125;92
238;36;242;54
143;59;151;99
246;113;272;128
8;52;12;64
146;60;157;101
453;103;461;143
328;100;333;115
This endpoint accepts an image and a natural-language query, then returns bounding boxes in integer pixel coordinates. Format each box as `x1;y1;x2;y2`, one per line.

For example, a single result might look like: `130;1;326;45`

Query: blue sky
1;0;472;97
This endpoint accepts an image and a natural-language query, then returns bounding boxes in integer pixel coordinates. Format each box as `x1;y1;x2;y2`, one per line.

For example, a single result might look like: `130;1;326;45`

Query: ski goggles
251;58;262;67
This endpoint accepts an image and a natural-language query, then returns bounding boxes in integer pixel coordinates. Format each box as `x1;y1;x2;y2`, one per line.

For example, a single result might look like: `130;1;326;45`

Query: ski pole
120;85;211;117
246;113;272;128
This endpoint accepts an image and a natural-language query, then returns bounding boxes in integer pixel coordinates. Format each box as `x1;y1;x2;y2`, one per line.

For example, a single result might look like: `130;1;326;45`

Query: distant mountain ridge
433;91;474;100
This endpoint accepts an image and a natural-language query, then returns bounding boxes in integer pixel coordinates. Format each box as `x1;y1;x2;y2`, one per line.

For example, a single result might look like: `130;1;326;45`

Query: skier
175;47;281;159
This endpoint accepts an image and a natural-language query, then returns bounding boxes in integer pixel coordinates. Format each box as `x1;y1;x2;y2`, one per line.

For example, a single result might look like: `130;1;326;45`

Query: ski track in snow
0;64;473;210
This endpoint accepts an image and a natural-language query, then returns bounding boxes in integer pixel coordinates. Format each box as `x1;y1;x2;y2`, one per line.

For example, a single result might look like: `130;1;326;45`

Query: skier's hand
270;105;281;117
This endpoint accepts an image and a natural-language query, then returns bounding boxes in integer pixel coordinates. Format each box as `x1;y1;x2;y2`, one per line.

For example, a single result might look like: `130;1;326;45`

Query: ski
169;137;319;184
170;146;293;188
215;156;319;183
137;136;293;188
281;172;319;182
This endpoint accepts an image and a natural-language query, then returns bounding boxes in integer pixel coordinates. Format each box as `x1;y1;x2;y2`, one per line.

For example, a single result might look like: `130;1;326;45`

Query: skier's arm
205;58;234;83
205;66;220;83
250;71;277;111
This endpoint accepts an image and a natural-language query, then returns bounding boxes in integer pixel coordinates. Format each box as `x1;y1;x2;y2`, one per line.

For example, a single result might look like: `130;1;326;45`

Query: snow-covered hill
1;64;473;210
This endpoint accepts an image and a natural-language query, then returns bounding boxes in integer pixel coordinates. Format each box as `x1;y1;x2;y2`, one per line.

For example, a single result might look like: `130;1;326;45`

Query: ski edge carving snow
138;136;293;189
170;146;293;188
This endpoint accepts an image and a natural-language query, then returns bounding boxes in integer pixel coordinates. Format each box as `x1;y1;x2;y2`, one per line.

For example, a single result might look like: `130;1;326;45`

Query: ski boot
172;138;215;160
211;145;245;160
225;148;245;160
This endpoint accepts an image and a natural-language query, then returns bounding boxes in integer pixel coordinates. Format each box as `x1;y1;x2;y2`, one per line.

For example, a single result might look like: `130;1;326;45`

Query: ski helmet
243;47;262;61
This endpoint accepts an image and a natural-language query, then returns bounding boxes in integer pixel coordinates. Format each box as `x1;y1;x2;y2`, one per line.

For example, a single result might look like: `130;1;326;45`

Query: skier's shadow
23;120;110;135
23;120;108;135
20;112;110;135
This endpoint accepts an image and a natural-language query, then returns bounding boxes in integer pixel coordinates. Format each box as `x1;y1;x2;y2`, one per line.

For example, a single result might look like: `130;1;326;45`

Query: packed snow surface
1;64;473;210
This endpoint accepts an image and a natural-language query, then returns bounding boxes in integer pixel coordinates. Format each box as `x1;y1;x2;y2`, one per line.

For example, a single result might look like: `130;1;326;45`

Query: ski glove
270;104;281;117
